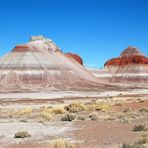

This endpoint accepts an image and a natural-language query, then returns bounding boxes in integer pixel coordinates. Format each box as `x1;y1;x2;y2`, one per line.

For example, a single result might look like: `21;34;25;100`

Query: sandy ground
0;89;148;100
0;92;148;148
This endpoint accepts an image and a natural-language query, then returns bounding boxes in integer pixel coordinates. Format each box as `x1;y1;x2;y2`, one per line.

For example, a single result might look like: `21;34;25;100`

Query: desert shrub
77;115;85;121
136;134;148;145
51;108;66;115
95;102;111;112
123;108;132;113
64;102;85;113
61;114;75;122
84;104;96;111
40;107;65;121
49;138;75;148
137;137;148;145
42;107;65;115
106;117;115;121
40;112;53;121
121;143;131;148
139;108;148;113
114;103;122;106
9;108;32;117
121;135;148;148
89;112;98;121
137;99;144;103
133;124;146;132
84;100;97;111
47;106;53;109
14;130;31;138
121;143;145;148
19;119;27;122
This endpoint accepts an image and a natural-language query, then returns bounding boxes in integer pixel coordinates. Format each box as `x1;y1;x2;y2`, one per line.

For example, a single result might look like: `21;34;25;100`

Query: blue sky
0;0;148;68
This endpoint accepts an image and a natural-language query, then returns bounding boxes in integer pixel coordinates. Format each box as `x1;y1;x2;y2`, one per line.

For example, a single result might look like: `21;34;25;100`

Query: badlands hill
89;46;148;86
0;36;104;93
65;52;83;65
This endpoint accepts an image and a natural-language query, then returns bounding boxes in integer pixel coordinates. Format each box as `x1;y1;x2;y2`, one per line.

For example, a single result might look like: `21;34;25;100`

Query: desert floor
0;91;148;148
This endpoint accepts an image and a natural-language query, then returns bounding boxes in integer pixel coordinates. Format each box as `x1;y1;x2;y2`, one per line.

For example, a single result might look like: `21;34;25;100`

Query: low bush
64;102;85;113
40;112;53;121
139;108;148;113
133;124;146;132
121;143;131;148
14;130;31;138
49;138;75;148
95;102;111;112
89;112;98;121
61;114;75;122
77;115;85;121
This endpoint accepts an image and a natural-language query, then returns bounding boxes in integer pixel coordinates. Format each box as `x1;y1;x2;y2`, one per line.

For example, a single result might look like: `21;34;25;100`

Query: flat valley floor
0;90;148;148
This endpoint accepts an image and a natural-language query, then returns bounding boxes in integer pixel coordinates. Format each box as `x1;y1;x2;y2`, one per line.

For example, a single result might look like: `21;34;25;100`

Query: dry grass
64;101;112;113
40;111;53;121
121;134;148;148
95;102;111;112
40;106;65;121
49;138;75;148
84;104;96;111
64;102;85;113
9;108;32;117
41;107;66;114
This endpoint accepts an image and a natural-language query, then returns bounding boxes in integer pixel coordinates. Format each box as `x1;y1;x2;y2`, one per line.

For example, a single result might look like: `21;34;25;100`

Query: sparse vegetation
40;106;66;121
137;136;148;145
121;136;148;148
121;143;131;148
123;108;132;113
137;99;145;103
114;103;122;106
139;108;148;113
89;112;98;120
49;138;75;148
40;111;53;121
51;108;66;115
14;130;31;138
19;119;27;122
9;108;32;117
61;114;75;121
77;115;86;120
133;124;147;132
95;102;111;112
64;102;85;113
41;107;66;115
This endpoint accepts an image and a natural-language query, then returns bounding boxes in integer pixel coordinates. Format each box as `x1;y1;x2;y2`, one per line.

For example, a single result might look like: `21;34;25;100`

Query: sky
0;0;148;68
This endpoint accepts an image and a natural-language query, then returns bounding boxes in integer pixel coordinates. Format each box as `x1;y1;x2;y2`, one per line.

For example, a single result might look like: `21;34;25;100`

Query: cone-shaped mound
104;46;148;83
0;36;99;92
105;46;148;66
120;46;145;57
89;46;148;86
65;52;83;65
